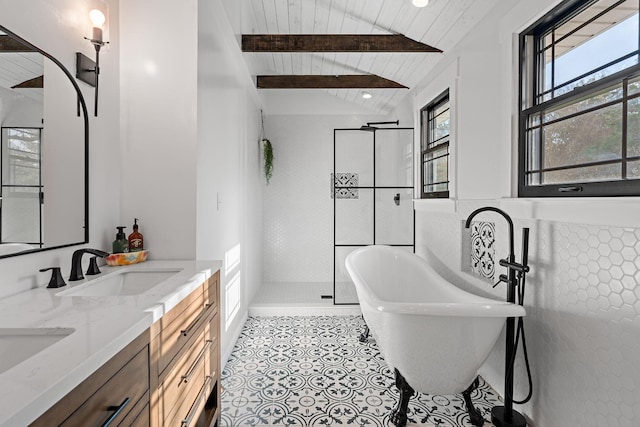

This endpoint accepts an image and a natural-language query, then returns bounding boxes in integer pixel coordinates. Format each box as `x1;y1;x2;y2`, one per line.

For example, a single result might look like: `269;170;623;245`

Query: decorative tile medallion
331;173;359;199
470;221;496;280
221;316;501;426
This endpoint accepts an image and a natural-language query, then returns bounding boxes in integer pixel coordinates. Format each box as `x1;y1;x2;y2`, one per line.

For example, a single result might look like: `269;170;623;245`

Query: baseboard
248;304;361;316
221;310;248;370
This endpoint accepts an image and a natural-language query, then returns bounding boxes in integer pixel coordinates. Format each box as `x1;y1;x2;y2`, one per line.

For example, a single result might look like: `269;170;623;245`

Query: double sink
0;267;182;376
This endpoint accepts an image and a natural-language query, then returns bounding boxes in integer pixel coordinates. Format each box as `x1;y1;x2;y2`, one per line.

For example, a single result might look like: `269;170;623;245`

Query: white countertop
0;259;221;427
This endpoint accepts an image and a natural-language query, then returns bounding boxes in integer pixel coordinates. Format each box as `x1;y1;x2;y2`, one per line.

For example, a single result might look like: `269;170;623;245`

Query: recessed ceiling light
362;91;372;99
412;0;429;7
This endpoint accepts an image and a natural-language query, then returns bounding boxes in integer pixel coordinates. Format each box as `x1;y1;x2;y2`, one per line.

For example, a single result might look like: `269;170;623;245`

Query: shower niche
333;126;415;304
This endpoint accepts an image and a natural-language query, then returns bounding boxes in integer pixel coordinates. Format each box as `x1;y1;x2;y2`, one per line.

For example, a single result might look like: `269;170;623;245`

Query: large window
519;0;640;196
421;90;450;198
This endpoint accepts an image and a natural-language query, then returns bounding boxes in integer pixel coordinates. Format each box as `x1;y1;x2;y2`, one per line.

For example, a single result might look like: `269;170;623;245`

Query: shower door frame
332;127;415;305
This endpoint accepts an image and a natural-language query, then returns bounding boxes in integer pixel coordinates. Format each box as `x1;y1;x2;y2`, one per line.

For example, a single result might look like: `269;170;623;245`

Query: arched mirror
0;25;88;258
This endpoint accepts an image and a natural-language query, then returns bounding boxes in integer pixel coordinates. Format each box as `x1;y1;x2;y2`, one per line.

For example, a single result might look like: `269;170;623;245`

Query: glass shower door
333;127;414;305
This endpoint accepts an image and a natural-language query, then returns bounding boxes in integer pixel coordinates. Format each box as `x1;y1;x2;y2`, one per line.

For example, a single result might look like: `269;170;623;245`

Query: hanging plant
262;138;274;184
260;110;274;184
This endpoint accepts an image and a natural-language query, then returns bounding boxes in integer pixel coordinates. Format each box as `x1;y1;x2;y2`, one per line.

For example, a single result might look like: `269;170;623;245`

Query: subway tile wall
416;203;640;427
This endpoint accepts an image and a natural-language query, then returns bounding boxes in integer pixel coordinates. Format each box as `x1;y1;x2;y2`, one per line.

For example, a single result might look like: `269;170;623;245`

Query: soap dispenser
112;226;129;253
128;218;144;252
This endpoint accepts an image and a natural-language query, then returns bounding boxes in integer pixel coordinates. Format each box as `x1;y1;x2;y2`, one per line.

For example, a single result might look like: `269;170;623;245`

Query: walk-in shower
333;124;414;304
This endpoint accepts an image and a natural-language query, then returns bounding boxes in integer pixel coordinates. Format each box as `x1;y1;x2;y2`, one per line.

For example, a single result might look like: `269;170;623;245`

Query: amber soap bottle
128;218;144;252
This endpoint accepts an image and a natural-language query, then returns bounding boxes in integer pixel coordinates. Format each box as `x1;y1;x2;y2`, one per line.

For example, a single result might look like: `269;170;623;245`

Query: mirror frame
0;25;89;259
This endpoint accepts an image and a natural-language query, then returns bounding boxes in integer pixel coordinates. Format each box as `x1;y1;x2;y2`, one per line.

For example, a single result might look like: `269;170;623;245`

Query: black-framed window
519;0;640;197
420;90;450;198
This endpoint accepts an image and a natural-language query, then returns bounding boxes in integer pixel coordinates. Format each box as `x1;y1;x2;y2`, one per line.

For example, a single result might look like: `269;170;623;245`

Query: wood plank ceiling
241;0;503;113
0;33;43;102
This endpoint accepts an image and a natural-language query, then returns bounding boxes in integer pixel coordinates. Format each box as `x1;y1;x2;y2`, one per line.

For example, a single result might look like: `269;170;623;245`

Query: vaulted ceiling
241;0;503;113
0;33;43;103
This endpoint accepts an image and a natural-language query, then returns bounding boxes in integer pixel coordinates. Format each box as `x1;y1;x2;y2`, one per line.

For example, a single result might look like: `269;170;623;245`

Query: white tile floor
221;316;502;426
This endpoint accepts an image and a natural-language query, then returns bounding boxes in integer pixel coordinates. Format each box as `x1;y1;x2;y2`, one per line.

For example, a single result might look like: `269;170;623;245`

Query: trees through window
519;0;640;196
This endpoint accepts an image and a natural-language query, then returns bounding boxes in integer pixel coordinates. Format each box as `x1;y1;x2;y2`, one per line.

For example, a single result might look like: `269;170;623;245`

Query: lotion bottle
128;218;144;252
112;226;129;253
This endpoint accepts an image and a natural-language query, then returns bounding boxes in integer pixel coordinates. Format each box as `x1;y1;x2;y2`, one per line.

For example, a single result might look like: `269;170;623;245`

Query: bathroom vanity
0;260;221;427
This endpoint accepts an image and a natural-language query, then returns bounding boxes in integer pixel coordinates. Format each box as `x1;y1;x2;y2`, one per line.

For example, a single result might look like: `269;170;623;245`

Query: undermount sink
57;268;183;297
0;328;74;375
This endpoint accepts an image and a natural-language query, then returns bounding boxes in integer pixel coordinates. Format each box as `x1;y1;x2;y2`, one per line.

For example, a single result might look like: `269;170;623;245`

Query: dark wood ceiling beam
256;74;408;89
242;34;441;53
12;75;43;89
0;35;34;52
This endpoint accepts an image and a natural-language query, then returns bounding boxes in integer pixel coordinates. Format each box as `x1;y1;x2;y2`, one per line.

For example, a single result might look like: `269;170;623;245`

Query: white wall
119;0;198;260
196;0;264;365
120;0;264;364
0;0;120;298
413;0;640;425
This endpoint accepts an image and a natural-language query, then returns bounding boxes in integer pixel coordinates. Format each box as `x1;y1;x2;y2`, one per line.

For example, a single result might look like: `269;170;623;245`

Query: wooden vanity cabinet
30;329;151;427
29;270;221;427
150;271;221;427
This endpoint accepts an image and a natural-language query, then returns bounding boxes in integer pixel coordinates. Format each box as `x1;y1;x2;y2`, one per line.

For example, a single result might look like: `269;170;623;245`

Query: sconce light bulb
412;0;429;7
362;91;372;99
89;9;106;28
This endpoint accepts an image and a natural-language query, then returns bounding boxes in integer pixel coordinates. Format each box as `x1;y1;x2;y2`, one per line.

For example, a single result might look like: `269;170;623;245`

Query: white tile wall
262;114;399;284
416;204;640;427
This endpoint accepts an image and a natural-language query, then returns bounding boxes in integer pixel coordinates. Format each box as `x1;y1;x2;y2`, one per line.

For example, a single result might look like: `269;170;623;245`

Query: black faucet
464;206;529;427
69;248;109;281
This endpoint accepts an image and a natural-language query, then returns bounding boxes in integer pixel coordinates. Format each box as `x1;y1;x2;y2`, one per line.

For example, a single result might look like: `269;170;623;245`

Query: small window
420;90;450;198
519;0;640;196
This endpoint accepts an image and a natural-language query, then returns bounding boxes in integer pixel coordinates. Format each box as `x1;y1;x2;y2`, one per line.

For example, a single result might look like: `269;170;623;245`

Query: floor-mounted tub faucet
69;248;109;281
465;206;528;427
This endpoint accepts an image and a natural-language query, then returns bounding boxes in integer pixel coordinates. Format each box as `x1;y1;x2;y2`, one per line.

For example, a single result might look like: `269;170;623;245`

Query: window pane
627;97;640;156
434;100;449;117
526;126;541;171
2;128;40;186
540;163;621;184
628;75;640;96
424;183;448;194
544;84;623;124
628;159;640;178
551;0;638;91
425;155;448;185
543;103;622;169
433;107;450;141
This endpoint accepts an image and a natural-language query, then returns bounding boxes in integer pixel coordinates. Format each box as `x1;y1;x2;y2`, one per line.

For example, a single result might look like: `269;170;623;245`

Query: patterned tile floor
221;316;502;426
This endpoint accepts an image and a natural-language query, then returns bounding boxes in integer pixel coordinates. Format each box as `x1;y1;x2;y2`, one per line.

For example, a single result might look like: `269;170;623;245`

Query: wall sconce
76;9;109;117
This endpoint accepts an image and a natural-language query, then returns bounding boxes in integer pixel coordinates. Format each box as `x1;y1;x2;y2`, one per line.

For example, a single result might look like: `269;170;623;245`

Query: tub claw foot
359;324;370;342
390;369;414;427
462;376;484;427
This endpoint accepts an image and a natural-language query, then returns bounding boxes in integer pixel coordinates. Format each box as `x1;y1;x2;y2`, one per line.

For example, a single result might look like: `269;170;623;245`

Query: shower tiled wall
262;115;388;284
415;203;640;426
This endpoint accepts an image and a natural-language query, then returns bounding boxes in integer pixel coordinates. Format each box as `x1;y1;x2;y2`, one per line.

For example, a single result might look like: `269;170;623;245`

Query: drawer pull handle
180;304;210;337
181;340;213;384
101;397;130;427
181;376;213;427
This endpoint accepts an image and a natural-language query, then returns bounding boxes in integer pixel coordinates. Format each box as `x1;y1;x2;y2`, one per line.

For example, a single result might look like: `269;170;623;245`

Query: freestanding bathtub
345;245;526;426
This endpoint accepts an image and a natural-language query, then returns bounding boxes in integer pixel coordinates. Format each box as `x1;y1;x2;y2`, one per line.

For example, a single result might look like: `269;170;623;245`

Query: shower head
358;120;400;131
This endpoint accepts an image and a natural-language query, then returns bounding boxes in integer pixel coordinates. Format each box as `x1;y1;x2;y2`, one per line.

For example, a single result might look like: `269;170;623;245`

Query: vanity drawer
156;283;206;374
30;330;150;427
60;347;149;426
159;327;209;423
166;373;215;427
160;310;219;426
